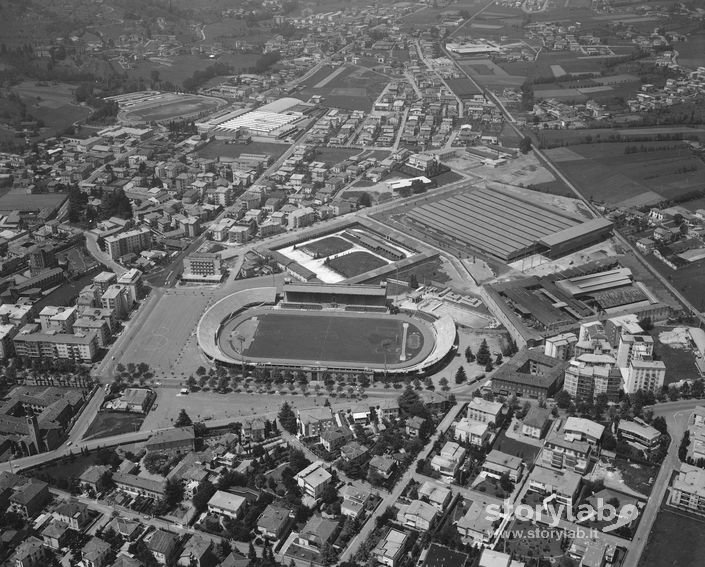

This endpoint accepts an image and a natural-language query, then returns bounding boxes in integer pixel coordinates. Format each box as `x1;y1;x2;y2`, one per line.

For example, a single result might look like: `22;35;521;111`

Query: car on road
66;441;72;446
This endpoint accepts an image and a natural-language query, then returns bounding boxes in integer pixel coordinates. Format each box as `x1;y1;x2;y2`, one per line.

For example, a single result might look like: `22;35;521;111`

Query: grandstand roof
283;282;387;297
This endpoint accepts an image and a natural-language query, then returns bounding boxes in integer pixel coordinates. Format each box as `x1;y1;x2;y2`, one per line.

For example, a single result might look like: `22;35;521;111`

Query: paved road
622;399;704;567
85;232;127;276
339;401;467;562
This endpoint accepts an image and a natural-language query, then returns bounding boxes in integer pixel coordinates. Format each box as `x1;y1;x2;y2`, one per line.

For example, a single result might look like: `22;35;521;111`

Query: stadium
196;283;457;377
110;91;226;124
405;184;613;262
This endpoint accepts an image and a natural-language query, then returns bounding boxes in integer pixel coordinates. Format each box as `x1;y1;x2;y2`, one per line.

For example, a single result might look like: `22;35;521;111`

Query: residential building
93;272;117;295
297;407;335;437
563;360;621;402
41;521;71;550
617;419;661;451
369;455;396;480
112;473;166;499
563;417;604;445
13;328;98;363
8;479;49;517
616;333;653;371
482;450;523;483
431;442;466;479
178;536;212;567
544;333;577;360
527;466;581;511
257;505;291;539
479;549;525;567
521;406;552;439
623;355;665;394
0;324;17;359
145;426;195;454
454;418;490;447
456;499;497;546
294;462;332;499
406;416;426;438
490;349;567;399
295;515;338;550
183;253;224;282
105;227;152;261
14;537;47;567
207;491;247;519
101;285;130;320
319;426;352;453
341;485;371;518
39;306;76;333
403;499;438;530
418;480;452;510
373;529;408;567
669;463;705;516
467;398;503;424
339;441;368;464
53;499;90;530
147;530;178;565
541;418;599;474
82;537;111;567
116;269;143;305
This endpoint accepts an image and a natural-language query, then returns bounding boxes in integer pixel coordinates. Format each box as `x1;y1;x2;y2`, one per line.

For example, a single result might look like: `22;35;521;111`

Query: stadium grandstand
405;185;613;262
282;282;388;307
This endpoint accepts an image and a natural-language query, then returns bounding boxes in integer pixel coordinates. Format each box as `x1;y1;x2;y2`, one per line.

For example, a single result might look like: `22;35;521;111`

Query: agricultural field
534;126;705;148
297;65;390;111
195;140;289;160
445;77;483;97
312;147;365;166
327;250;388;277
543;142;705;207
11;81;92;136
675;32;705;70
125;53;260;88
645;255;705;313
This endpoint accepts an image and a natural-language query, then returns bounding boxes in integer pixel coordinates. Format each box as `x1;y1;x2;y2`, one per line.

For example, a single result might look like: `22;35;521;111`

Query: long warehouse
406;185;612;262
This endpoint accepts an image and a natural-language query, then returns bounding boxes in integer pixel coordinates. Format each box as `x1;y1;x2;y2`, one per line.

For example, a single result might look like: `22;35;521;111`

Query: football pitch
223;311;429;367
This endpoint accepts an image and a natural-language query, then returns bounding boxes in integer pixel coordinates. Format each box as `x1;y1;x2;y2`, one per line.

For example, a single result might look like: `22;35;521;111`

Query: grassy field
640;507;705;567
34;453;103;484
645;255;705;313
542;143;705;207
327;250;388;278
675;32;705;69
651;329;701;384
126;53;260;87
83;411;145;440
11;81;91;136
300;236;353;258
298;65;390;111
241;311;425;364
313;147;364;166
195;140;289;160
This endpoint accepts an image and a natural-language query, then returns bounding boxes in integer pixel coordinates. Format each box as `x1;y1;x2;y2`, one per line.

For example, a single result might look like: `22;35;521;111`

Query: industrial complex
404;184;613;262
